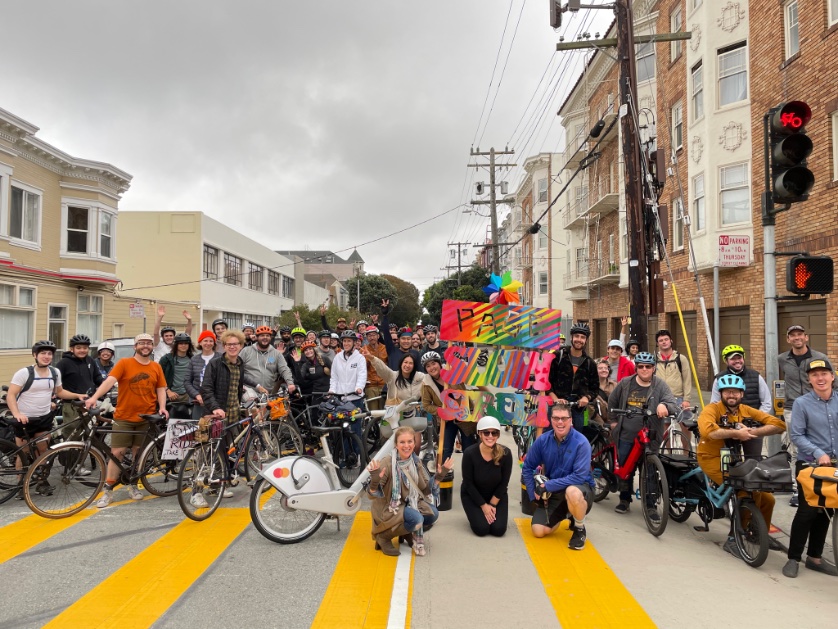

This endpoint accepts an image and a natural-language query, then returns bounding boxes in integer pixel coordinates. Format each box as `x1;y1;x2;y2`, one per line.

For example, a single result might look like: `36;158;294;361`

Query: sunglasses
636;364;655;370
480;430;500;437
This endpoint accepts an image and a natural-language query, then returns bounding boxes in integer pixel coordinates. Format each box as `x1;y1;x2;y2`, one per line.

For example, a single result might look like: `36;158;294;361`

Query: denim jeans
403;504;439;532
442;422;476;461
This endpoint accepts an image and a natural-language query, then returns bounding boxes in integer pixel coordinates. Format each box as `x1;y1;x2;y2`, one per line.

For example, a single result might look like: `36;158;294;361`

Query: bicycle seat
660;452;697;470
139;413;165;422
681;418;698;430
310;424;343;433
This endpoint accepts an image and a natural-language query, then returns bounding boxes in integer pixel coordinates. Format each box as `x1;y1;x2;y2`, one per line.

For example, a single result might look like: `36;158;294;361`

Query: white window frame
785;0;799;59
77;294;103;344
60;198;117;261
620;213;628;262
9;180;42;250
831;0;838;26
636;41;656;83
100;211;115;260
248;262;264;292
0;282;36;350
537;178;548;203
66;205;92;255
48;303;69;349
692;62;704;123
672;197;684;250
538;228;547;249
203;244;219;280
672;102;683;150
692;0;703;9
831;111;838;181
538;272;548;295
671;6;683;61
0;161;12;239
222;311;243;330
692;173;706;232
719;162;751;226
718;43;748;108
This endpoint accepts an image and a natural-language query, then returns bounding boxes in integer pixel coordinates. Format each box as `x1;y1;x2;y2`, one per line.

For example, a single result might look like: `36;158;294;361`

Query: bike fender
259;456;333;495
49;441;87;450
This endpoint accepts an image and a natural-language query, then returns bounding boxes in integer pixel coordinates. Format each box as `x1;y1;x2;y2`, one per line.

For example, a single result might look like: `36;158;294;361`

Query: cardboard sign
440;300;562;349
441;345;554;390
437;389;551;428
161;419;196;460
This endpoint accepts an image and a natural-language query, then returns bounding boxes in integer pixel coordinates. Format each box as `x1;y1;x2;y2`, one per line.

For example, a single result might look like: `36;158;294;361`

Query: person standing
546;322;598;434
380;299;423;372
316;330;336;361
292;340;331;398
153;305;194;362
654;329;692;410
421;325;447;355
605;339;636;383
159;332;195;418
782;359;838;579
240;325;296;394
778;324;831;506
57;334;104;441
185;330;221;419
362;326;388;411
460;417;513;537
94;342;116;380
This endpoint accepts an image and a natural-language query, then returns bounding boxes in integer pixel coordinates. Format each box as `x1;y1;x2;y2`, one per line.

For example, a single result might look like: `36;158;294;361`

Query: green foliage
381;274;422;327
348;274;397;314
277;304;364;333
421;264;491;324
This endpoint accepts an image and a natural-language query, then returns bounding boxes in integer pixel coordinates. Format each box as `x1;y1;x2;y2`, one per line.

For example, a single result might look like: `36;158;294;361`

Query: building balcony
564;265;589;289
587;259;620;285
588;176;619;215
593;112;618;147
561;197;589;229
564;141;589;169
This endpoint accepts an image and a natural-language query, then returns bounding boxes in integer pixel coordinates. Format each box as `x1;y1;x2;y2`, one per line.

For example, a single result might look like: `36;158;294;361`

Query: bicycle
591;406;670;536
659;406;698;456
0;416;67;504
21;402;172;518
362;397;435;474
248;398;413;544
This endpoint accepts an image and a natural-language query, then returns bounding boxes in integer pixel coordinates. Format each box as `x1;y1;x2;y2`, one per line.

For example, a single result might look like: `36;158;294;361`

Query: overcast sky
2;0;611;296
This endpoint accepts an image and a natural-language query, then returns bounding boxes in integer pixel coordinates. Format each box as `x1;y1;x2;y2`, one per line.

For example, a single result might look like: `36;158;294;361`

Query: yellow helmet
721;344;745;361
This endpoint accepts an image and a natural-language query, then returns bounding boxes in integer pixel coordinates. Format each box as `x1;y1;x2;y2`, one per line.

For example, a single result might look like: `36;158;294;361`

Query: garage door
778;300;827;356
709;307;750;383
667;311;701;387
594;318;607;359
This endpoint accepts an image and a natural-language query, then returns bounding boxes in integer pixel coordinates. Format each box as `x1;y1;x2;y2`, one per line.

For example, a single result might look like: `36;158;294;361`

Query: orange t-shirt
110;357;166;422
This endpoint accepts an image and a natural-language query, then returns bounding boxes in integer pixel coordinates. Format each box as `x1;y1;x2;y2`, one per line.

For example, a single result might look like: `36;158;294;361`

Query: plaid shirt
224;355;242;422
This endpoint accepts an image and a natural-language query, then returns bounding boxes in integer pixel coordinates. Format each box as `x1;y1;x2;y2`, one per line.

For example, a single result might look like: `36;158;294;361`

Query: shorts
13;413;54;439
111;420;151;449
532;483;594;528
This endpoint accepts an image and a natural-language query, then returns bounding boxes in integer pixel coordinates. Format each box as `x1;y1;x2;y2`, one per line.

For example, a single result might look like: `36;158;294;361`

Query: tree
381;274;422;327
348;274;397;316
421;264;491;324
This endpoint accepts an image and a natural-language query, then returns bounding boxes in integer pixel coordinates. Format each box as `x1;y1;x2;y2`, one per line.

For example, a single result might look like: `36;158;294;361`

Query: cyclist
290;326;307;351
380;299;423;372
185;330;221;419
625;339;640;362
7;341;87;497
316;330;336;361
329;332;340;352
292;340;331;398
153;305;193;361
522;403;594;550
355;320;369;337
211;318;228;352
85;334;169;506
240;325;296;394
604;339;636;383
546;322;598;434
57;334;104;442
654;329;693;410
460;416;513;537
360;346;424;441
159;332;195;418
95;342;116;379
421;324;447;355
306;330;318;345
363;326;388;411
696;373;785;559
420;351;475;462
328;330;368;441
607;351;678;515
242;324;256;347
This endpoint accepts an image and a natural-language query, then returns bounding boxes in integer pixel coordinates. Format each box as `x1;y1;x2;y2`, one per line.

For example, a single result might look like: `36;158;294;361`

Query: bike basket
197;416;224;443
726;452;793;492
268;396;289;420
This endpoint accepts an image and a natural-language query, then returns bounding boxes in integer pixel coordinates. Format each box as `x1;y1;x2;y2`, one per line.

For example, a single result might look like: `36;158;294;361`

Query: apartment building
0;107;144;382
276;248;364;310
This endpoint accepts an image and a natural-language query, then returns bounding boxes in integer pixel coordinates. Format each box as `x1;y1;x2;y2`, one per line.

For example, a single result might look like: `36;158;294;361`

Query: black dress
460;443;513;537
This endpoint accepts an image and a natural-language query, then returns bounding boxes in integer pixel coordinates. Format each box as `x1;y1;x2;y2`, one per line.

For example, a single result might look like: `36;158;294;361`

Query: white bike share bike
249;399;419;544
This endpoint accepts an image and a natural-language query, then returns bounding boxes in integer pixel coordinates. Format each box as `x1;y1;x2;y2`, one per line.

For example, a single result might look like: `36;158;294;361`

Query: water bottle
720;447;731;473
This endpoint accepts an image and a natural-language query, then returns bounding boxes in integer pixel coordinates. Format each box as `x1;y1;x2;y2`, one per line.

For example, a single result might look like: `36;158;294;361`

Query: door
594;318;608;359
778;300;827;355
710;307;750;384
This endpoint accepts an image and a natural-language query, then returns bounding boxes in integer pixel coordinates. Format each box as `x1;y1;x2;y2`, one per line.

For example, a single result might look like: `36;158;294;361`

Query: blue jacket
522;428;593;500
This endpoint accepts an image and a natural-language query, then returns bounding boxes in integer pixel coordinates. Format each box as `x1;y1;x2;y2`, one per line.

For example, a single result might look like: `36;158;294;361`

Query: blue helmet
717;374;745;391
635;351;656;365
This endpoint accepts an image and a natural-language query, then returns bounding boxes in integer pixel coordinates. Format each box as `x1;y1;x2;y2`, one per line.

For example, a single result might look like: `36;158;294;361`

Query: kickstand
694;522;709;532
325;514;341;532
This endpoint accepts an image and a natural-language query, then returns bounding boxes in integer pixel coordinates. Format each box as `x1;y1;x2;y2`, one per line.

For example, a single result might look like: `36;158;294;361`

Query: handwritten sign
440;300;562;349
441;345;554;390
438;389;551;428
161;419;196;460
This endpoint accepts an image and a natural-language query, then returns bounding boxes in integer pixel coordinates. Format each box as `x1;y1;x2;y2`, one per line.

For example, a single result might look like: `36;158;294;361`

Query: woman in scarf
367;426;452;556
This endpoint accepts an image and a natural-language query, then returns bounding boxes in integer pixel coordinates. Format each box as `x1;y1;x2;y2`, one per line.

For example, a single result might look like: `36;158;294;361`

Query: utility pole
444;242;469;285
469;147;516;276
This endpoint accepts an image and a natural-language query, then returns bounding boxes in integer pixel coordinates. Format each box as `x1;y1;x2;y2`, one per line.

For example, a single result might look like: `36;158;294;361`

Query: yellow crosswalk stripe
311;511;403;629
43;508;250;628
516;518;656;628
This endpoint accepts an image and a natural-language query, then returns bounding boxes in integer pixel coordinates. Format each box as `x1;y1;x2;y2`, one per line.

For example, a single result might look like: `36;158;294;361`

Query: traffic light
769;101;814;204
786;256;834;295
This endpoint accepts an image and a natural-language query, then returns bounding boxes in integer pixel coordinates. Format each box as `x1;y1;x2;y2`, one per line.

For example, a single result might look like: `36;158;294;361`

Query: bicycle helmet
365;326;380;336
634;351;656;365
721;344;745;361
330;332;340;340
318;329;331;338
160;326;176;335
356;320;368;328
97;341;115;355
421;351;442;367
569;322;590;337
255;325;273;336
291;327;306;338
301;340;317;351
389;323;397;330
717;374;746;391
279;325;292;334
211;318;228;329
32;340;57;354
242;323;255;332
340;330;357;341
69;334;91;347
173;332;192;344
424;325;439;334
626;338;640;350
476;416;501;432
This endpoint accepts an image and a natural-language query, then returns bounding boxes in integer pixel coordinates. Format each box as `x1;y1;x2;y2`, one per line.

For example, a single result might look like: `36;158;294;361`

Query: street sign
129;303;145;319
718;235;751;267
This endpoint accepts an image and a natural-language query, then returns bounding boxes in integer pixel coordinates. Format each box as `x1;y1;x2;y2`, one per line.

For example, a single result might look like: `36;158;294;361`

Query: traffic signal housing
786;256;834;295
769;101;814;204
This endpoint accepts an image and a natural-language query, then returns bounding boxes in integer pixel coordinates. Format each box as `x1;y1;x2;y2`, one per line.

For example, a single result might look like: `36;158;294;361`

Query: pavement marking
0;494;159;565
42;508;250;629
311;511;403;629
516;518;656;629
386;548;413;629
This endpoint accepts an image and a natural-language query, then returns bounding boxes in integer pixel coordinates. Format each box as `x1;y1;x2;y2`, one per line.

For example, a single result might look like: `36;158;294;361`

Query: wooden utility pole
443;242;469;285
469;147;516;276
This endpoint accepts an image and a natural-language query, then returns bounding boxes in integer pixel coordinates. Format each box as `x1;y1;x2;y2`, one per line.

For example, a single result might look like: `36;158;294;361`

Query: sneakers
782;559;799;578
128;485;143;500
568;526;587;550
77;467;92;477
223;488;234;498
413;542;427;557
646;508;661;524
805;557;838;576
615;501;630;514
190;493;209;508
789;495;799;507
96;489;113;508
722;538;744;560
35;481;54;496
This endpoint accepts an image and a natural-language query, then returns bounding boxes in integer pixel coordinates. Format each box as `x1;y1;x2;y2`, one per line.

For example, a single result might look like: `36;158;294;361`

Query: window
222;311;243;330
67;206;89;253
0;283;36;349
268;270;280;295
831;111;838;182
77;294;103;344
537;178;548;203
671;6;683;61
575;248;586;275
693;173;706;232
538;272;548;295
831;0;838;26
609;233;615;264
621;214;628;260
636;41;656;82
671;102;683;150
224;253;242;286
538;229;547;249
10;184;41;245
248;263;264;291
60;202;116;259
203;245;219;280
48;304;68;349
718;43;748;107
720;163;750;225
281;275;294;299
100;212;114;259
692;0;703;8
672;197;684;250
784;1;799;59
692;62;704;121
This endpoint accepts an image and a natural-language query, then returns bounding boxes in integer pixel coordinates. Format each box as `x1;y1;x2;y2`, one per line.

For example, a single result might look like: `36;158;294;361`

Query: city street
1;433;835;629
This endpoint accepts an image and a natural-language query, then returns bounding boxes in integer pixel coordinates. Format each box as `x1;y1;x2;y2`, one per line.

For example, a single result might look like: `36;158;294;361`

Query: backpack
657;351;684;375
17;365;60;399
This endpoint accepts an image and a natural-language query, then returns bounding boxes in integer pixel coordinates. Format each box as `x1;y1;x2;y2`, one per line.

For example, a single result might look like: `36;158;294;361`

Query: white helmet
97;342;115;354
475;416;501;432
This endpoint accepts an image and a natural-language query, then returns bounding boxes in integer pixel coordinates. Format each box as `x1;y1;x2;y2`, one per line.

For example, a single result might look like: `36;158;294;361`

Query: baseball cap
134;333;154;344
607;339;624;350
787;324;806;334
806;359;833;373
336;317;347;323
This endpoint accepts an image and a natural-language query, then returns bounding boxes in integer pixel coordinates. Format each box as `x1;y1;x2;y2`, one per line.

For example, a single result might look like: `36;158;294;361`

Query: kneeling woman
460;416;513;537
367;427;450;556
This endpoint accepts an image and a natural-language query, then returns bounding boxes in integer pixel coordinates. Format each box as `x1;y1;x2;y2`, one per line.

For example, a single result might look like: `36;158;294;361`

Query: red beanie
198;330;216;343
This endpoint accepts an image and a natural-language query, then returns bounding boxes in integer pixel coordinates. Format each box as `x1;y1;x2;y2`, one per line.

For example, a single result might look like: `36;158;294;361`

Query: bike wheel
244;426;281;478
273;422;304;458
733;498;769;567
137;434;181;497
0;439;21;504
335;431;366;488
362;419;381;458
639;454;669;536
249;476;326;544
591;448;614;503
24;444;106;518
177;444;225;521
668;495;694;523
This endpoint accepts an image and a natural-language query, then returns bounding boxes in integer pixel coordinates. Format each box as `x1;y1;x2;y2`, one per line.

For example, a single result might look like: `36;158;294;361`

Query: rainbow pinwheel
483;271;523;304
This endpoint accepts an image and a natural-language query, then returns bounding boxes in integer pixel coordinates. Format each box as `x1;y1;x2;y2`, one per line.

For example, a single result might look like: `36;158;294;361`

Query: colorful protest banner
441;345;554;390
438;389;551;427
440;300;562;349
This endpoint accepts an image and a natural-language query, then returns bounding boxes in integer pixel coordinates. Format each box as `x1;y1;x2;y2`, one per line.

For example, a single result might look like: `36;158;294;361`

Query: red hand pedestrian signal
793;263;813;290
786;256;834;295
